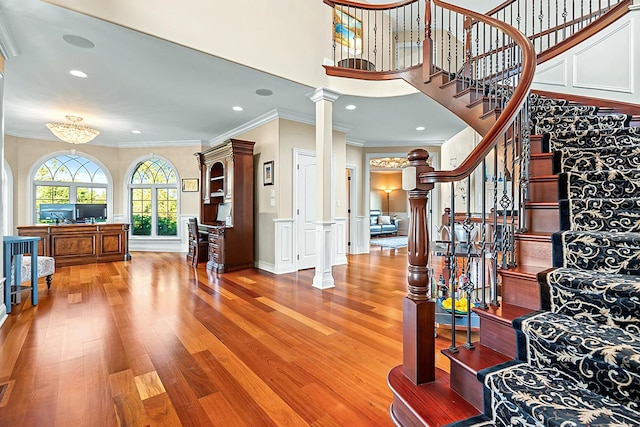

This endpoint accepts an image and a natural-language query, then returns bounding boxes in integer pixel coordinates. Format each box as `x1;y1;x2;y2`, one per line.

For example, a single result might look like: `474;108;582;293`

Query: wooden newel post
401;149;435;384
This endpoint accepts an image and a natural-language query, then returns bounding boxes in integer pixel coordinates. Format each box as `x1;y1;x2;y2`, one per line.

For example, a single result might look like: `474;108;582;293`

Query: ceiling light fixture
345;104;357;110
416;126;425;131
69;69;87;78
131;130;141;134
46;115;100;144
232;106;244;111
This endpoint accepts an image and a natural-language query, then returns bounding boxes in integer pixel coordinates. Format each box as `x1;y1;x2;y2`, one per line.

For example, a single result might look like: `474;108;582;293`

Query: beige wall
234;119;280;266
4;135;201;230
370;172;405;214
346;144;364;217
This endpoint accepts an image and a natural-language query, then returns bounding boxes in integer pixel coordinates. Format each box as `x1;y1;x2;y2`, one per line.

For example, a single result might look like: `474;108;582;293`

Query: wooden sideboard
17;223;131;267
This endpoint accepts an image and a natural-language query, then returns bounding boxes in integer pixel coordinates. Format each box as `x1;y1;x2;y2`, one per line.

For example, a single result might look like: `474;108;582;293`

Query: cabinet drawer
208;233;219;244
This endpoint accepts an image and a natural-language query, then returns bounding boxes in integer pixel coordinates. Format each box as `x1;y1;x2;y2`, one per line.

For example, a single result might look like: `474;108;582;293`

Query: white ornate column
308;88;340;289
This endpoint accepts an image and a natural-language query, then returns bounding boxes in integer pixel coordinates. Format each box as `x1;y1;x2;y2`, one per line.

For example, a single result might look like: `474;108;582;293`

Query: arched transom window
34;155;108;223
129;158;178;237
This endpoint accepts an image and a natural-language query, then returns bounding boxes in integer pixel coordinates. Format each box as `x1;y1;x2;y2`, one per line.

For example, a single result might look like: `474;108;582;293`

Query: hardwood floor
0;248;463;426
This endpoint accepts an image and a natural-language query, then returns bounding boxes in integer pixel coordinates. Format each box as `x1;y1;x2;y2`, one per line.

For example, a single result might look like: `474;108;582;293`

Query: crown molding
346;138;364;147
0;9;19;58
208;108;352;146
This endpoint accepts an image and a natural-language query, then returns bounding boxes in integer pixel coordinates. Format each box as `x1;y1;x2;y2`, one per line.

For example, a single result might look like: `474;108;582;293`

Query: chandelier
46;115;100;144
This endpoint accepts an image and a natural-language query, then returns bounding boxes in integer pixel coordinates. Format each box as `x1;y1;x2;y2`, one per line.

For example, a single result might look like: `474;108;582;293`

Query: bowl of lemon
439;297;475;315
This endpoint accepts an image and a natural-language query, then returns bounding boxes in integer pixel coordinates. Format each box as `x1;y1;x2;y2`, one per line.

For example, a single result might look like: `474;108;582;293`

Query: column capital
307;87;341;103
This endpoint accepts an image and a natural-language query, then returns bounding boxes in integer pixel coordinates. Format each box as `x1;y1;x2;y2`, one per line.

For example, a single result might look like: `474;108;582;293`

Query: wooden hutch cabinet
196;139;255;273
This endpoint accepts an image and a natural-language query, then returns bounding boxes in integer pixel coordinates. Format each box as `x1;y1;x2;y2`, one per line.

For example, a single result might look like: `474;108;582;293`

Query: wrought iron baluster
462;177;475;349
479;159;488;310
449;182;458;353
491;147;500;306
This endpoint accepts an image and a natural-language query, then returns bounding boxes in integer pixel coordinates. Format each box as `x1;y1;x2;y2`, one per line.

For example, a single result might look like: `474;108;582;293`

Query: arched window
33;154;108;223
129;158;178;237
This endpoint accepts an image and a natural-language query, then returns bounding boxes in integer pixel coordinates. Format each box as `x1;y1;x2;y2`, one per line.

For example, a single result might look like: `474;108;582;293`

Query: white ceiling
0;0;468;148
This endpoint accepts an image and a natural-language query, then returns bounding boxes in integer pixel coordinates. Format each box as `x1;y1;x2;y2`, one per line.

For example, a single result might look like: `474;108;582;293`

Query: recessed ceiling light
345;104;357;110
69;70;87;78
62;34;95;49
131;130;141;134
255;89;273;96
233;106;244;112
416;126;425;131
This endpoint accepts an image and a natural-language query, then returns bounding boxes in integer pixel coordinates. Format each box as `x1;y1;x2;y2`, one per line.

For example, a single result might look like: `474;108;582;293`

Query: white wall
532;7;640;104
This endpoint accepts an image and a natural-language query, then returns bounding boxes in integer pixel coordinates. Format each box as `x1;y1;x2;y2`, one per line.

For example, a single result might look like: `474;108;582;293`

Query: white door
296;153;316;270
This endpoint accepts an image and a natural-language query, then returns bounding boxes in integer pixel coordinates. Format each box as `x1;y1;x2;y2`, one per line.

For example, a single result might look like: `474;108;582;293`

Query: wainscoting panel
333;217;347;265
273;219;295;274
573;21;633;93
348;216;369;254
534;60;567;87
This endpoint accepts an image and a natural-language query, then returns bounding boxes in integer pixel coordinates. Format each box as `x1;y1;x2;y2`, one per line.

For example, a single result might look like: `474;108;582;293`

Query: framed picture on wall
263;161;274;186
182;178;199;192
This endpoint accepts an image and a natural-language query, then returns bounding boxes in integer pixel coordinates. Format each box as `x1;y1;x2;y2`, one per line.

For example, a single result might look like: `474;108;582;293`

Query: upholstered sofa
370;210;399;236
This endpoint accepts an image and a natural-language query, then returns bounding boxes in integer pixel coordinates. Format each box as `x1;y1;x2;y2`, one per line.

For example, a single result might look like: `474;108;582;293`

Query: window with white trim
129;158;178;237
33;155;108;223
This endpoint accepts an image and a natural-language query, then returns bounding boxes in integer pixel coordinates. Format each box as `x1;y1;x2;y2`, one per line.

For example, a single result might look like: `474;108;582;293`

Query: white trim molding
313;221;335;289
333;217;347;266
274;218;296;274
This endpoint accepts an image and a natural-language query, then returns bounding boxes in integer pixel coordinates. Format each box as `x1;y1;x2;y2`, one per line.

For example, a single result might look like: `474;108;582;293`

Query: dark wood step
529;175;558;203
442;344;511;411
473;302;533;358
530;153;554;177
525;202;559;234
499;264;545;310
388;365;480;426
515;233;553;268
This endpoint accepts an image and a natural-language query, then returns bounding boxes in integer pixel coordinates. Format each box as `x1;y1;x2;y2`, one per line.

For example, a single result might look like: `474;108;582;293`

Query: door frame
293;148;316;271
346;164;357;255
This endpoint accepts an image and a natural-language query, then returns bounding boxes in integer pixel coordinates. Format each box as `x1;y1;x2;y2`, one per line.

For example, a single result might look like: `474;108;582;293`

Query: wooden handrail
418;0;537;184
323;0;419;11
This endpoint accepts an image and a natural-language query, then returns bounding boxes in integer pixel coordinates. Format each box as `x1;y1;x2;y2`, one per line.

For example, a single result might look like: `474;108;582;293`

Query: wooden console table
3;236;39;313
17;223;131;267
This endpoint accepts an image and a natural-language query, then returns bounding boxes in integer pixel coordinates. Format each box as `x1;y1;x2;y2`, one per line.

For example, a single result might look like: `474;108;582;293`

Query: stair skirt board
538;267;640;333
477;361;640;426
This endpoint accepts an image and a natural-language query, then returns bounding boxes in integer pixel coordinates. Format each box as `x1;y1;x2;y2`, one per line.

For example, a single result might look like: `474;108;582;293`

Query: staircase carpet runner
558;168;640;200
551;230;640;275
533;113;630;134
559;197;640;232
449;94;640;426
553;146;640;174
531;104;599;119
514;311;640;410
478;361;640;426
539;267;640;333
543;126;640;151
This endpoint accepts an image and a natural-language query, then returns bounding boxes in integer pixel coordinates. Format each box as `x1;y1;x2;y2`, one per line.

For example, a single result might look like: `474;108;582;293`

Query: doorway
294;150;316;270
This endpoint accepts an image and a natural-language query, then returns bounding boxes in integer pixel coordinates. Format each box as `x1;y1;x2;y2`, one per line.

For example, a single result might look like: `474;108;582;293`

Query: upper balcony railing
323;0;426;78
486;0;631;62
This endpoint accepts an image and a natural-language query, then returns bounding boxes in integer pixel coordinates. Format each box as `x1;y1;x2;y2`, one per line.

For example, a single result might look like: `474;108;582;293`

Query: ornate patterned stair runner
539;267;640;333
543;126;640;151
450;93;640;426
514;311;640;410
558;197;640;232
478;361;640;426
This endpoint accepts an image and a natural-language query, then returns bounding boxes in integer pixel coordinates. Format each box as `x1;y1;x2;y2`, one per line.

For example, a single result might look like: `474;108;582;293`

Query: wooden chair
187;218;208;267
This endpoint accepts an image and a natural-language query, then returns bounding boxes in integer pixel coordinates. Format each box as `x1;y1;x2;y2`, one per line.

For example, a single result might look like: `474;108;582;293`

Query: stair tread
442;343;512;375
499;264;547;278
474;302;533;324
388;365;480;426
